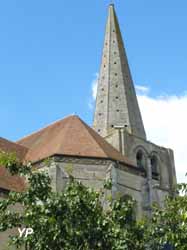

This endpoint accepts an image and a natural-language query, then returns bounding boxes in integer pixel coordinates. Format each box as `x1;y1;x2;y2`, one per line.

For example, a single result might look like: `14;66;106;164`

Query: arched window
151;155;159;178
136;150;146;169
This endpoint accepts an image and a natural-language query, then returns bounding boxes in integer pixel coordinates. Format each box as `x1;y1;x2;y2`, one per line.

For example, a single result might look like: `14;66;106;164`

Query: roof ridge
25;115;74;155
61;116;108;157
0;137;28;158
15;115;133;165
0;136;27;148
17;114;77;144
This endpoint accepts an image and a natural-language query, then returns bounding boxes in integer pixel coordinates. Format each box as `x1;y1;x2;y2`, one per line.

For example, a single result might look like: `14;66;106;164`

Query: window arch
150;155;159;179
136;150;146;169
133;146;148;171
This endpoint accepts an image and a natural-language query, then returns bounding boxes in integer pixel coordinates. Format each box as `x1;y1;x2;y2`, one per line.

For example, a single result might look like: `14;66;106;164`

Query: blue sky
0;0;186;141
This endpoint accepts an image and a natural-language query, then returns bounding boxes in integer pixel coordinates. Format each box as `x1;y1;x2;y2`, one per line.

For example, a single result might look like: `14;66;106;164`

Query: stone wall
46;156;163;218
105;128;177;216
105;128;177;189
47;156;113;192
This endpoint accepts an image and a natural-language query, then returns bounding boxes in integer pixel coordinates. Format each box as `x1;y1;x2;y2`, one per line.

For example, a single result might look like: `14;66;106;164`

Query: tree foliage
0;152;144;250
0;152;186;250
146;182;187;250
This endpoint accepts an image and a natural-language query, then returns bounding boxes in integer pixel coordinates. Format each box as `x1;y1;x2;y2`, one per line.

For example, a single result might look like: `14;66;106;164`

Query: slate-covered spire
93;4;146;139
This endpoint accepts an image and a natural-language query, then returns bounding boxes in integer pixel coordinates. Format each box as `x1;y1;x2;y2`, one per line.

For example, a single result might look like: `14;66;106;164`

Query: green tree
0;152;144;250
1;151;187;250
145;181;187;250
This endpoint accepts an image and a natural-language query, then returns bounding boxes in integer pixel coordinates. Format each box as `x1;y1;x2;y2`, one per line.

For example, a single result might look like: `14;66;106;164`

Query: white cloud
92;73;99;100
91;78;187;183
135;85;150;95
89;73;99;109
137;92;187;183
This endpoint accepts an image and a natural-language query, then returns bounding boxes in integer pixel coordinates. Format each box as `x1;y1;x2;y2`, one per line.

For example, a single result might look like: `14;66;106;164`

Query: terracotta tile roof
0;137;28;160
0;137;28;192
0;167;26;192
17;115;133;166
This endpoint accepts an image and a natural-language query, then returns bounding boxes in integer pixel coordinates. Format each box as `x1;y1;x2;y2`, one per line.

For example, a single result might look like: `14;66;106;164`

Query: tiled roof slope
0;137;28;192
17;115;133;166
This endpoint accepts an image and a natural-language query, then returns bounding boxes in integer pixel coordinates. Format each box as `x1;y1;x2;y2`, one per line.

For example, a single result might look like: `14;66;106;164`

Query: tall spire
93;4;146;139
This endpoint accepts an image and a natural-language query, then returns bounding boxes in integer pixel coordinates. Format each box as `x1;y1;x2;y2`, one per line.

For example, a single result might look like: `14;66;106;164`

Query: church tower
93;4;177;205
93;4;146;140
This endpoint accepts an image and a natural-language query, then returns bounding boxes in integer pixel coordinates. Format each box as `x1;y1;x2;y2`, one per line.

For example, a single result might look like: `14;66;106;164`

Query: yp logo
18;228;34;238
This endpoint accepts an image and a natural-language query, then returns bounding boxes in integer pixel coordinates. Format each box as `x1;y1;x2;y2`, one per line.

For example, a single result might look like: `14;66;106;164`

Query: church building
0;4;177;225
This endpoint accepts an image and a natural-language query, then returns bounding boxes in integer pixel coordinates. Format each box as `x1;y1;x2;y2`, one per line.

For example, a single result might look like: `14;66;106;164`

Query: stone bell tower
93;4;177;210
